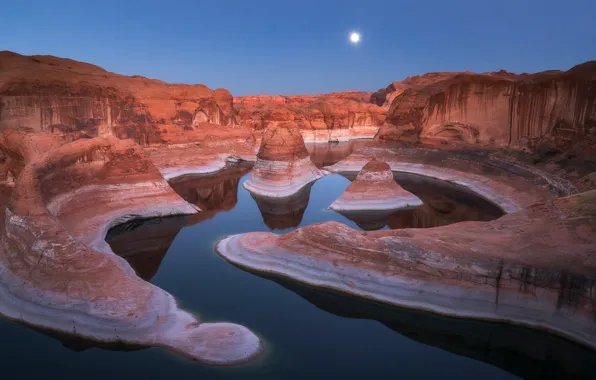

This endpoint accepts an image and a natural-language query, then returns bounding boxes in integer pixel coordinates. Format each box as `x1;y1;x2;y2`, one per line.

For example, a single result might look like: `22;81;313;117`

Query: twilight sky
2;0;595;95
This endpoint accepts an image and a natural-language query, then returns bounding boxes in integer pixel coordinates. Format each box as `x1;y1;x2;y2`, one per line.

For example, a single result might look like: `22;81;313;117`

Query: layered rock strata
324;143;574;213
0;51;238;145
0;133;262;364
216;190;596;350
380;63;596;157
243;126;327;197
216;144;595;349
145;134;258;180
234;93;385;142
329;159;422;212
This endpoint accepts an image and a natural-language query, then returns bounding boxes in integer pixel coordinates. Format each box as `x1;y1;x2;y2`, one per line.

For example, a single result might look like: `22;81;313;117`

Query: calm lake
1;142;594;379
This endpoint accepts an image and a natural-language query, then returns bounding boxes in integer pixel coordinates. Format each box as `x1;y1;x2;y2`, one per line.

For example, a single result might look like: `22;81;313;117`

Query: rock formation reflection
107;164;252;280
250;184;312;230
106;216;192;281
335;210;394;231
168;163;252;224
269;277;596;380
306;139;371;168
336;172;505;230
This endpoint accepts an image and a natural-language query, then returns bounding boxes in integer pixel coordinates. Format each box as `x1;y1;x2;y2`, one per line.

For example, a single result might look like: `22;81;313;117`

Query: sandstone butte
328;159;422;212
242;125;328;197
0;50;595;363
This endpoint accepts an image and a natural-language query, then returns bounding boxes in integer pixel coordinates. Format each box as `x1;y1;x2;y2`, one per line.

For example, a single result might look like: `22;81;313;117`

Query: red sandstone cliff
234;92;385;139
0;51;242;145
379;63;596;157
2;51;594;156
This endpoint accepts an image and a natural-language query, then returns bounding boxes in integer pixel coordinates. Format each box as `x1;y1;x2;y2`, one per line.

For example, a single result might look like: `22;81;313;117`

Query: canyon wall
2;50;595;155
0;51;240;145
380;63;596;157
234;92;385;141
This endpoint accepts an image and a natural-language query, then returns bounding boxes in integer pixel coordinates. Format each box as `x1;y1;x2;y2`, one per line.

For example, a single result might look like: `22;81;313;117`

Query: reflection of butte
268;277;596;380
336;210;392;231
168;163;252;225
250;184;312;230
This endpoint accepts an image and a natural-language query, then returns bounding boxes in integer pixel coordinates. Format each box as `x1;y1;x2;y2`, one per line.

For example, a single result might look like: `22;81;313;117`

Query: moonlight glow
349;32;361;44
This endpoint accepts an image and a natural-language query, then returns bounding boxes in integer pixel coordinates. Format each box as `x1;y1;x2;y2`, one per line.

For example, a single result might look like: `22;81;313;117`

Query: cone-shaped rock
329;159;423;212
243;125;327;197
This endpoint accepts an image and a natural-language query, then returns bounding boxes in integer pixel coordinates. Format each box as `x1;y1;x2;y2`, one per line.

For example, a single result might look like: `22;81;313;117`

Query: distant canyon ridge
0;51;594;157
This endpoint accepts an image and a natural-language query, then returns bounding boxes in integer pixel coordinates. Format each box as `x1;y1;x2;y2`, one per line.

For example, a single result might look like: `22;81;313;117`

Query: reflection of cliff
387;198;499;229
307;142;354;168
106;164;252;280
106;216;192;281
270;277;596;380
307;140;373;168
251;184;312;230
168;164;252;224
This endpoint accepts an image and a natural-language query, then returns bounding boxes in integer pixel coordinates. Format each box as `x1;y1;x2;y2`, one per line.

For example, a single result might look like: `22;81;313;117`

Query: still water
1;142;594;379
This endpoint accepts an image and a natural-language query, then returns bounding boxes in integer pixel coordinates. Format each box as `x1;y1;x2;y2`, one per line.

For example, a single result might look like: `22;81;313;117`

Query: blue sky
2;0;595;95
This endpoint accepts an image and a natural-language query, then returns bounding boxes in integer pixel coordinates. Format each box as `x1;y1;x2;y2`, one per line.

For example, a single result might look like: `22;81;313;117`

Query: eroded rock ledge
325;143;574;213
216;190;596;350
0;132;262;365
216;144;596;350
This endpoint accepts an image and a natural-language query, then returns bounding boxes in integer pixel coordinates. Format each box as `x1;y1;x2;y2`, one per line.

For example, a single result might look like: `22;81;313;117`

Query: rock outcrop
380;63;596;157
337;172;505;231
234;93;385;142
0;132;262;364
329;159;422;212
371;72;467;107
243;126;327;197
324;143;574;213
216;143;594;350
0;51;239;145
144;133;258;180
216;188;596;352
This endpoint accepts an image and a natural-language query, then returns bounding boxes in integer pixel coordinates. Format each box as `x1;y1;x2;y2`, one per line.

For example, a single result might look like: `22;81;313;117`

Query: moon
349;32;361;44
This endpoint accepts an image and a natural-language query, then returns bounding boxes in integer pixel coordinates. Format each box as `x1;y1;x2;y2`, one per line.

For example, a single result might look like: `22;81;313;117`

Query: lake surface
1;142;595;379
